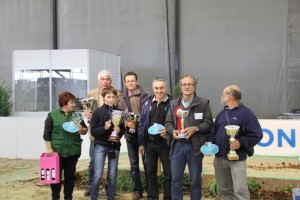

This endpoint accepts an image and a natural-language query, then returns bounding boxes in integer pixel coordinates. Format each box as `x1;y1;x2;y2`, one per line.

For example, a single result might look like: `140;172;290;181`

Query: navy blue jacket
209;103;263;160
90;103;125;151
138;94;172;148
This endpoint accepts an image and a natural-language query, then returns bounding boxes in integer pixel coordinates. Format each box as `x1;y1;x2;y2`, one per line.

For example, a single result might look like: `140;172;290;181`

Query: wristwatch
195;126;199;132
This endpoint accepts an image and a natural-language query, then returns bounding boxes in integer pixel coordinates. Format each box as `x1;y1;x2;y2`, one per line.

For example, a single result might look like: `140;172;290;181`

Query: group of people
43;69;263;200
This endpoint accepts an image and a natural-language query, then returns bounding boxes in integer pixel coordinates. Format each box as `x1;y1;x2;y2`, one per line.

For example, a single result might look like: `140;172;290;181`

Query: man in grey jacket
165;75;213;200
119;71;150;200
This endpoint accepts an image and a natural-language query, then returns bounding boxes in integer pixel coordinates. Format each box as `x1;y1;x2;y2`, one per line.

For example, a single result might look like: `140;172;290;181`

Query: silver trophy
176;108;189;138
124;110;140;134
80;97;96;126
108;110;124;143
72;112;83;126
224;125;240;160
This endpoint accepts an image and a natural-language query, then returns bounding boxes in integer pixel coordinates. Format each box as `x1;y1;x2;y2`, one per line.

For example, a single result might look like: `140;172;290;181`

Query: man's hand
172;130;179;140
105;120;112;130
127;121;136;129
183;126;197;139
114;126;120;132
160;127;167;139
139;146;145;156
84;110;92;120
230;140;241;151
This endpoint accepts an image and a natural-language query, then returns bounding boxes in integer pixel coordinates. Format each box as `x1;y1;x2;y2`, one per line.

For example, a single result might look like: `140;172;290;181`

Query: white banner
255;119;300;156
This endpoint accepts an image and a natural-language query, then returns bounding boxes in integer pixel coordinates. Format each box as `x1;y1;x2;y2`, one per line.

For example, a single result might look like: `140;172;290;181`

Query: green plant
275;183;293;193
116;173;135;192
204;178;220;197
247;178;261;192
0;82;13;116
173;83;182;98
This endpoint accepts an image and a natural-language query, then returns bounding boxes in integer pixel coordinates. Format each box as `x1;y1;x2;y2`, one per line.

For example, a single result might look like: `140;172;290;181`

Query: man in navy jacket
209;85;263;200
138;77;172;200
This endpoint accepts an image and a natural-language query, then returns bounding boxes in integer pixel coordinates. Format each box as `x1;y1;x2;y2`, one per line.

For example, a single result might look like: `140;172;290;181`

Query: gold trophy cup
176;109;189;138
225;125;240;160
108;110;123;143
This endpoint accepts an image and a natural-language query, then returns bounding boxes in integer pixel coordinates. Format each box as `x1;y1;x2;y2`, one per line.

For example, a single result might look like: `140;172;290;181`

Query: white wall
0;117;299;159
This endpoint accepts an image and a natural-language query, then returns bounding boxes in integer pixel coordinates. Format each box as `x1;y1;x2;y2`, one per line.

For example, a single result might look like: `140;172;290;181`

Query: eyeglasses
221;92;231;97
180;83;195;87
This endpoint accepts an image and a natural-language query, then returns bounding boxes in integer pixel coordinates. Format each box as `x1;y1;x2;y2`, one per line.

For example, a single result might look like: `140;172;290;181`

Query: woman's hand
77;124;87;135
46;148;54;157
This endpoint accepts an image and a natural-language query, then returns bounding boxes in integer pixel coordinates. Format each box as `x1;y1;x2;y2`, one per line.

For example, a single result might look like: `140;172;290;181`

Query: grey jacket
165;94;213;156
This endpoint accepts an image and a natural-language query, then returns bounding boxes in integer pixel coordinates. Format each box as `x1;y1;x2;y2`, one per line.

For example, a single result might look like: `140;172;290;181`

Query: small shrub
248;178;261;192
0;82;13;116
116;173;135;192
173;83;182;98
205;178;220;197
275;183;293;193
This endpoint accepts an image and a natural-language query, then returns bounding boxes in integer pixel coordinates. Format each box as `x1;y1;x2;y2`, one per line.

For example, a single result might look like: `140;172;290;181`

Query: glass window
14;69;87;112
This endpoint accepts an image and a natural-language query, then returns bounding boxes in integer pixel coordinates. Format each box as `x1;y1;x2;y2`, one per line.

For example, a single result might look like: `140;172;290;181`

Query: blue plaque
200;142;219;155
62;122;79;133
148;123;164;135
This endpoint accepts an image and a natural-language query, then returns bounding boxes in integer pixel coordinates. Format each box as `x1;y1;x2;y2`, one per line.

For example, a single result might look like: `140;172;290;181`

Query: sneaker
132;191;143;200
84;187;91;197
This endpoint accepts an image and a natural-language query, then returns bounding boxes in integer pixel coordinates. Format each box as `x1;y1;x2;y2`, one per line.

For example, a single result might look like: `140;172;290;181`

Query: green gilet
50;108;82;158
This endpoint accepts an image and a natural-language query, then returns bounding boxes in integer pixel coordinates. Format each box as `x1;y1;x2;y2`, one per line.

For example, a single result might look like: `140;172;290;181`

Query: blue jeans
170;142;203;200
88;140;94;187
214;157;249;200
90;144;120;200
126;136;146;193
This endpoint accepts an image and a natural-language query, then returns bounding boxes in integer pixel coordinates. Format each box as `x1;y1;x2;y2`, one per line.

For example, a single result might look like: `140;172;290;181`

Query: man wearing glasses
165;75;213;200
209;85;262;200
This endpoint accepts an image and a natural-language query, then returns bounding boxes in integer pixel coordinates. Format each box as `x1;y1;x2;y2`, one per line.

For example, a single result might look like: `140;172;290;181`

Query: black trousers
146;140;171;200
51;155;79;200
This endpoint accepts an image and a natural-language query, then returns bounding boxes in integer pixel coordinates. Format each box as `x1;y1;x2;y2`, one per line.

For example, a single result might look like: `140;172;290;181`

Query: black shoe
132;191;143;200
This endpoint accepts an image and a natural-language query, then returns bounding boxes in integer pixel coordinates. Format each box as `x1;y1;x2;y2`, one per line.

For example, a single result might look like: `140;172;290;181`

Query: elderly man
138;77;172;200
209;85;263;200
83;69;121;197
165;75;213;200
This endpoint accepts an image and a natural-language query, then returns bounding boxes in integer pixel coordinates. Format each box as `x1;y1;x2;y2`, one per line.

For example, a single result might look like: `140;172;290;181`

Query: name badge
195;113;203;119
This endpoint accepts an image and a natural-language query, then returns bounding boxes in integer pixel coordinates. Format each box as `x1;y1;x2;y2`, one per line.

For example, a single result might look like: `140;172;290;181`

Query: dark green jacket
50;109;82;158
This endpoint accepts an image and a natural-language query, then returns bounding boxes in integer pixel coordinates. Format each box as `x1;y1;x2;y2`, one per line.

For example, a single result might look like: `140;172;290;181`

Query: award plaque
148;123;164;135
200;142;219;156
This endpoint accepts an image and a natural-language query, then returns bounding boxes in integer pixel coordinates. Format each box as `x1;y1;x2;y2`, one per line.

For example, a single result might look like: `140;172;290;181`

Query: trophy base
227;153;239;160
108;136;120;143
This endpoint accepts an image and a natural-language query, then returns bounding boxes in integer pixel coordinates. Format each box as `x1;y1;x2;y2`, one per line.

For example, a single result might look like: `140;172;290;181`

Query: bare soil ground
0;155;299;200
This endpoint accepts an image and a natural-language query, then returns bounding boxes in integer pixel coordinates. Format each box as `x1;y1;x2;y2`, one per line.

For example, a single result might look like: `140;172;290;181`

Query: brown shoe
132;191;143;200
84;187;91;197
